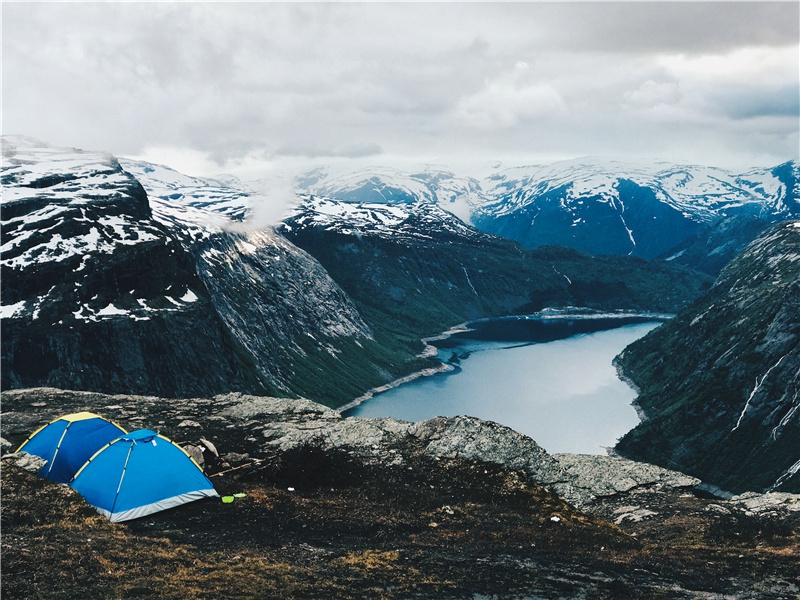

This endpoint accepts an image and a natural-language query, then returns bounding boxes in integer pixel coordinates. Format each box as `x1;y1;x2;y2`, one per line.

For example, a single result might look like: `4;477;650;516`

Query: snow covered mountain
297;158;800;265
475;158;800;260
284;195;488;243
296;165;486;223
0;136;380;404
119;158;251;223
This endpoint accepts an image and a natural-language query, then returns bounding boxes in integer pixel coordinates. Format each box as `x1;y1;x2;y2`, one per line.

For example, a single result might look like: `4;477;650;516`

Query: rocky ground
2;388;799;599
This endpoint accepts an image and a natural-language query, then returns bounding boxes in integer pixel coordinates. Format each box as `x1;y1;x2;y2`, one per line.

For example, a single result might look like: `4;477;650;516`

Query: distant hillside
281;196;711;356
297;158;800;272
615;221;800;493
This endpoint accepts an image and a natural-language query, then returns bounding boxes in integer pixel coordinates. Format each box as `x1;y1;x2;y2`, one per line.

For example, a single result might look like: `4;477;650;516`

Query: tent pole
109;441;135;517
45;422;72;478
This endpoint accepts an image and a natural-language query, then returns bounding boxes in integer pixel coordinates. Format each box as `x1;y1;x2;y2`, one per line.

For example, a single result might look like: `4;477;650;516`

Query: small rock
2;452;47;473
183;444;204;466
30;402;47;407
706;503;732;515
178;420;201;428
224;452;250;465
614;508;658;524
612;505;641;514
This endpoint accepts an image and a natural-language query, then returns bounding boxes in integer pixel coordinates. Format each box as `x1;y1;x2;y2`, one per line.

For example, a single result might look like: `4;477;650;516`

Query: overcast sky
3;1;798;178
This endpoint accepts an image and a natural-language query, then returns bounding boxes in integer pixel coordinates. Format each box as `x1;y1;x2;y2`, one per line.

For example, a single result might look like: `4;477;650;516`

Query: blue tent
15;412;127;483
70;429;218;522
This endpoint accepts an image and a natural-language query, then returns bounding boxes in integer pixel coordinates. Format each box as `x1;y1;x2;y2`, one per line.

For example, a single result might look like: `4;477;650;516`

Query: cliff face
0;136;250;396
616;221;800;493
0;137;383;404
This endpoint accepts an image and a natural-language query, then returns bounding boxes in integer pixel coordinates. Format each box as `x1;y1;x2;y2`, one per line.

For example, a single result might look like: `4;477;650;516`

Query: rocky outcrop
552;454;699;507
0;388;708;511
616;221;800;493
409;416;565;485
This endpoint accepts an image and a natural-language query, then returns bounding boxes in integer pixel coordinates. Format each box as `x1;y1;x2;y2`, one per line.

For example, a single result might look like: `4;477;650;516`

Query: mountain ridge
297;158;799;269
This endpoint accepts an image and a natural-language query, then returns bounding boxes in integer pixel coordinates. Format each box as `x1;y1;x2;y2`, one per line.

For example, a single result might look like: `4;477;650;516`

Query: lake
344;316;663;454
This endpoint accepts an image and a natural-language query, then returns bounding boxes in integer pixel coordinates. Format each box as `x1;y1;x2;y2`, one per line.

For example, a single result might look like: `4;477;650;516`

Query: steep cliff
616;221;800;493
1;137;385;404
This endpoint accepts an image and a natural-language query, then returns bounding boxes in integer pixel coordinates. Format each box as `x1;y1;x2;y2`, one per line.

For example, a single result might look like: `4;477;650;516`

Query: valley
345;318;661;455
2;136;799;599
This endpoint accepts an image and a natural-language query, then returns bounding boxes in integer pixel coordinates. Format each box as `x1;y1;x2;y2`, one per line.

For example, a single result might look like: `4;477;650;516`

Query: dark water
345;318;662;454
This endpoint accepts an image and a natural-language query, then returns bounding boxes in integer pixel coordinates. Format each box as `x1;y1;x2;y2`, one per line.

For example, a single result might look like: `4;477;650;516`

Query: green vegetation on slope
616;222;800;493
281;225;712;407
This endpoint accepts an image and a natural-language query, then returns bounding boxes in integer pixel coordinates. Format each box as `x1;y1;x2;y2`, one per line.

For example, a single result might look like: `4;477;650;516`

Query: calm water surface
345;320;661;454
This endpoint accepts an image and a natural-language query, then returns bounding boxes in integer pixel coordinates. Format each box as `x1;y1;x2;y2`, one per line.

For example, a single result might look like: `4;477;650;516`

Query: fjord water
346;319;662;454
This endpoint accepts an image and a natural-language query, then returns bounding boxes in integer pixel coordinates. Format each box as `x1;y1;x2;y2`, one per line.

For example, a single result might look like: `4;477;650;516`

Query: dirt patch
3;443;799;599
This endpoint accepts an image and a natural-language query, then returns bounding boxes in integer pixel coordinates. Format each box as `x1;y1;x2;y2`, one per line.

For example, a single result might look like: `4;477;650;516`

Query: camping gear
70;429;218;522
221;492;247;504
15;412;127;483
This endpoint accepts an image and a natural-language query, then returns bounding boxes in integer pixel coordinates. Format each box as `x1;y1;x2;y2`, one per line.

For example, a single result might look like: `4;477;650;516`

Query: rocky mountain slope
299;158;800;271
615;221;800;493
0;137;386;404
3;387;799;599
474;158;799;261
281;195;711;358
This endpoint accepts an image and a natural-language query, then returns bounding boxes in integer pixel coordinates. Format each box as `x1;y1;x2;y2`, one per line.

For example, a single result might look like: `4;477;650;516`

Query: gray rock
411;416;565;485
727;492;800;514
552;454;700;507
183;444;205;466
613;506;659;524
2;452;47;474
217;393;338;423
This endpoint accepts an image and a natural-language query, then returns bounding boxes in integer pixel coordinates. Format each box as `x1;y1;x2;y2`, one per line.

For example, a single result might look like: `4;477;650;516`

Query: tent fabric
15;412;127;484
71;429;218;522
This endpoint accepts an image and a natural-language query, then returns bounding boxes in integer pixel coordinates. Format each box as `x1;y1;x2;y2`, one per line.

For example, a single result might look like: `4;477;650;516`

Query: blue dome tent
15;412;127;483
70;429;218;522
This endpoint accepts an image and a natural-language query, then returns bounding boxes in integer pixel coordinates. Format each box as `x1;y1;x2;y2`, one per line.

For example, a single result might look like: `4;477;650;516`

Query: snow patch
1;300;26;319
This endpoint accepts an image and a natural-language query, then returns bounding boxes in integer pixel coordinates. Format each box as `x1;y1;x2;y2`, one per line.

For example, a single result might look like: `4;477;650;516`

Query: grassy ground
3;442;798;599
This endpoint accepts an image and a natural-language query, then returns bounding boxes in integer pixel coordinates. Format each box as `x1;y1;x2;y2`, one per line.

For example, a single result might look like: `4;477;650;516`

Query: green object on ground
221;496;234;503
233;493;247;498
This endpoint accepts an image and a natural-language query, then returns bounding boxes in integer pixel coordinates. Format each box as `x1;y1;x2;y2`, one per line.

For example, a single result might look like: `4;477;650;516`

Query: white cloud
456;81;565;130
624;81;681;108
2;2;797;174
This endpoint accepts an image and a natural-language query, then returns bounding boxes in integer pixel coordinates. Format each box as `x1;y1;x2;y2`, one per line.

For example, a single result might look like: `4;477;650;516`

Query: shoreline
613;357;649;423
336;363;454;414
338;307;670;416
